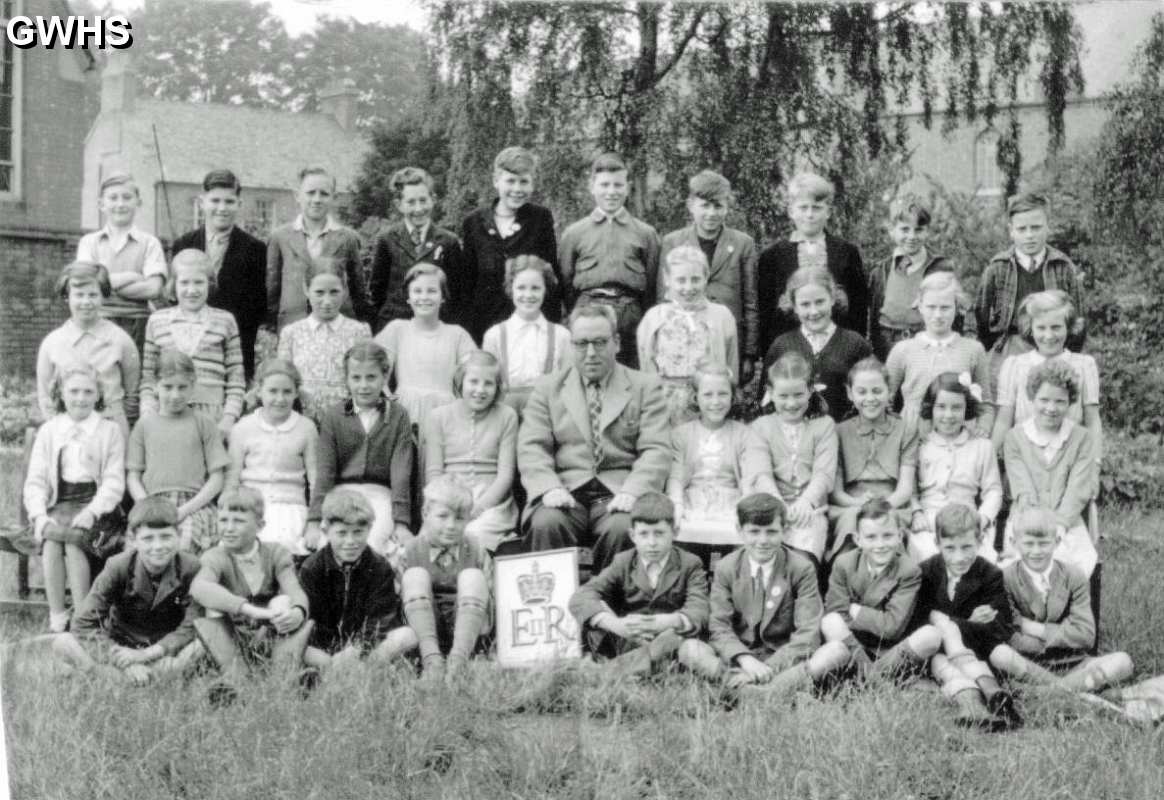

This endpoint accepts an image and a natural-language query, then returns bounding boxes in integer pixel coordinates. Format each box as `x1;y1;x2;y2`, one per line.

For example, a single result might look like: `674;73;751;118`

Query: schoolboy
76;173;168;358
989;507;1132;692
679;493;849;697
461;146;561;342
266;166;373;332
659;171;760;381
53;496;202;685
559;152;661;368
913;503;1017;728
399;476;492;684
369;166;466;334
756;172;868;355
300;487;417;670
975;192;1086;387
171;169;268;381
867;196;962;361
191;487;313;678
568;492;709;677
821;499;942;681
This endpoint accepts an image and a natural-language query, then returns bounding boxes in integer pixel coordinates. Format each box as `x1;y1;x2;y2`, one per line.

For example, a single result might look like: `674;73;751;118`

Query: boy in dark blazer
171;169;268;381
300;488;417;672
756;172;867;355
913;503;1017;728
368;167;466;334
821;499;941;682
569;492;709;677
680;493;849;698
988;507;1132;693
53;496;203;684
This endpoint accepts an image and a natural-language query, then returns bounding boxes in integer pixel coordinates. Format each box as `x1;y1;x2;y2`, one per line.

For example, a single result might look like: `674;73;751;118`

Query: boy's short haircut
321;487;374;527
56;260;112;300
128;494;180;531
1006;192;1049;218
664;244;710;277
1025;358;1080;405
504;254;557;296
342;341;391;380
855;498;897;529
629;492;675;527
688;170;732;203
888;195;931;227
785;172;834;205
389;166;435;200
1017;289;1078;346
217;485;265;520
422;475;474;517
1010;506;1061;541
99;172;139;198
168;249;217;299
202;169;242;194
934;503;978;541
736;493;787;528
493;147;536;176
297;165;336;190
590;152;627;177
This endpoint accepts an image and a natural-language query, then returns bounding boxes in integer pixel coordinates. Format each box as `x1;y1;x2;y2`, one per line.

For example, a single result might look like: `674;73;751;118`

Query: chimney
100;49;136;114
319;78;358;131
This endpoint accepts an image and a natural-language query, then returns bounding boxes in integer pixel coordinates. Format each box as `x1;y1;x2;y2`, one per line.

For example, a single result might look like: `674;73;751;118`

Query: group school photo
3;0;1164;798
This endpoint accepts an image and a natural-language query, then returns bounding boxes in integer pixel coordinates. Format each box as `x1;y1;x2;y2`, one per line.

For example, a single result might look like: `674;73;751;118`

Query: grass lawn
1;449;1163;799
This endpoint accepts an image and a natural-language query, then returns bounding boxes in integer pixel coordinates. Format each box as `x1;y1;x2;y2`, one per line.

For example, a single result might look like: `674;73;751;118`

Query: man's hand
270;605;305;635
968;605;998;625
542;488;577;510
607;493;636;513
734;654;773;685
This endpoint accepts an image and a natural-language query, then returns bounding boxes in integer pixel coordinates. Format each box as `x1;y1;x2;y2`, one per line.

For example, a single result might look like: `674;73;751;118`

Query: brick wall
0;230;75;379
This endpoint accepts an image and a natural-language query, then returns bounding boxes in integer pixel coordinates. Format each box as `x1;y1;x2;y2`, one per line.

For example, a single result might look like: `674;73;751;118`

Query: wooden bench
0;426;42;610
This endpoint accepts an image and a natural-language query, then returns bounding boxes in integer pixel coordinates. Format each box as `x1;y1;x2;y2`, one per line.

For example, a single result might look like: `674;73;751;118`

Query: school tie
752;570;767;614
586;380;604;470
410;226;425;256
435;546;455;571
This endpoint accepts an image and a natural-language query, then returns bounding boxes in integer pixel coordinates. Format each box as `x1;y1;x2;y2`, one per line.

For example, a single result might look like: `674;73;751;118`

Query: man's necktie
586;381;604;470
410;226;424;256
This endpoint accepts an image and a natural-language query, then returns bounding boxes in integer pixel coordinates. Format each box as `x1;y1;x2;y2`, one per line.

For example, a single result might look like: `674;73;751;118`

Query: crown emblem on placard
516;561;554;605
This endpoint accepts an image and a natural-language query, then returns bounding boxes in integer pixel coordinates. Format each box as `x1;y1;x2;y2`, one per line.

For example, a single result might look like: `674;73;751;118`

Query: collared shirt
204;226;232;276
1015;248;1047;273
232;542;266;596
505;313;550;384
429;542;460;570
1022;417;1074;466
60;413;103;482
293;214;344;260
357;406;381;434
76;225;168;318
1022;562;1054;599
892;247;927;275
748;556;775;588
946;570;961;601
640;557;665;589
800;322;836;355
591;207;631;226
37;318;140;421
560;207;659;295
405;221;431;248
790;231;827;271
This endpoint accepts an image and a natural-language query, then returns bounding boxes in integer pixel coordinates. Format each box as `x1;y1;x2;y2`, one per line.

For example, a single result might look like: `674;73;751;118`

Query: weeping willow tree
424;1;1082;237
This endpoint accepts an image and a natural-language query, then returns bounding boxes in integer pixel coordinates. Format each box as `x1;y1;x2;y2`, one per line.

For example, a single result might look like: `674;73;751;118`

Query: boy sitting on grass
568;492;708;678
680;493;849;698
989;507;1132;693
821;499;942;683
53;496;203;685
191;487;313;682
913;503;1018;729
300;487;417;671
399;476;492;685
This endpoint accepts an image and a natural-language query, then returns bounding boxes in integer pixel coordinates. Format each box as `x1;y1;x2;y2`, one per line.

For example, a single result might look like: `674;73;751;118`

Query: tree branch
655;8;708;85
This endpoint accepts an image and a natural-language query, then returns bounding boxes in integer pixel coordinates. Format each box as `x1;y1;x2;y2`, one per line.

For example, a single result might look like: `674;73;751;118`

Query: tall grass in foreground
0;498;1162;799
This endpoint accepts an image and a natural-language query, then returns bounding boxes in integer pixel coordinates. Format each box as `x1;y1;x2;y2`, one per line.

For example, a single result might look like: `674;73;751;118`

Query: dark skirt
41;480;125;559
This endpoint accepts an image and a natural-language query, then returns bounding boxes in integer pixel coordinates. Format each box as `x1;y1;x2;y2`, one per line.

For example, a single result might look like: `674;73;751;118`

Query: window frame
0;0;24;201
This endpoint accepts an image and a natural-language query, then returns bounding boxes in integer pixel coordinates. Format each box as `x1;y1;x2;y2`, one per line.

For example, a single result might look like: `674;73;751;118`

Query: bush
0;375;39;446
1100;430;1164;508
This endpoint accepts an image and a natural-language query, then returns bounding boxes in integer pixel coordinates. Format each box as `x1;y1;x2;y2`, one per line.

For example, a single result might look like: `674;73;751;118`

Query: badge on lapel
766;585;781;609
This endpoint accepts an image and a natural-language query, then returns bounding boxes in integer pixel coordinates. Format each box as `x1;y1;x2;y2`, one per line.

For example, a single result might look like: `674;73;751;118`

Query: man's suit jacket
266;222;373;332
569;547;710;633
517;364;670;511
659;225;760;361
756;233;868;356
824;549;922;649
913;554;1013;659
1002;559;1094;655
709;547;822;666
172;225;267;379
368;221;465;334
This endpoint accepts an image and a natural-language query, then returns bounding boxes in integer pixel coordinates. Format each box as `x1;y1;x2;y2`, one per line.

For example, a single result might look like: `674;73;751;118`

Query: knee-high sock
449;568;489;662
990;644;1057;684
401;567;442;663
1059;652;1134;692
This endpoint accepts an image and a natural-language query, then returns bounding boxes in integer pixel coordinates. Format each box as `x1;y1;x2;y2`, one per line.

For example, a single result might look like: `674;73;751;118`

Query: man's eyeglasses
572;338;612;352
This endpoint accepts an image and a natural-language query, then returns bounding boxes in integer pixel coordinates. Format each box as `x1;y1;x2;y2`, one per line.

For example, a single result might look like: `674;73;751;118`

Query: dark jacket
569;547;710;634
368;221;466;334
756;233;868;356
71;549;202;654
460;201;561;342
172;225;267;380
300;544;402;654
912;554;1013;659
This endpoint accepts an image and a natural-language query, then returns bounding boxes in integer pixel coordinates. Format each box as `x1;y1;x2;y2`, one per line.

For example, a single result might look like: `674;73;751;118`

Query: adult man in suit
171;169;268;380
518;303;670;570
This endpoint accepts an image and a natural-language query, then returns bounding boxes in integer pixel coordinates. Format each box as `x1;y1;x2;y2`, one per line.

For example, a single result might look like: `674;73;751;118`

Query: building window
974;128;1003;197
0;0;22;199
192;196;204;229
250;198;274;234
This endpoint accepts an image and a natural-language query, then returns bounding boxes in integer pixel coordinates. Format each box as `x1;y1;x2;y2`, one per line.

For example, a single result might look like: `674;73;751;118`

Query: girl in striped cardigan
141;249;245;437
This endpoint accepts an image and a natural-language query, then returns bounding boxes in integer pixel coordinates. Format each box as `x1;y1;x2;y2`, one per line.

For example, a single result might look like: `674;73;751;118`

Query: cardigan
824;549;923;649
763;327;873;422
71;550;201;655
756;233;868;355
24;413;126;539
1002;419;1095;530
975;245;1086;353
171;225;267;379
569;547;710;634
667;419;776;502
460;201;561;342
226;410;318;506
299;544;402;654
309;398;414;524
368;221;467;334
140;306;246;420
749;414;837;508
